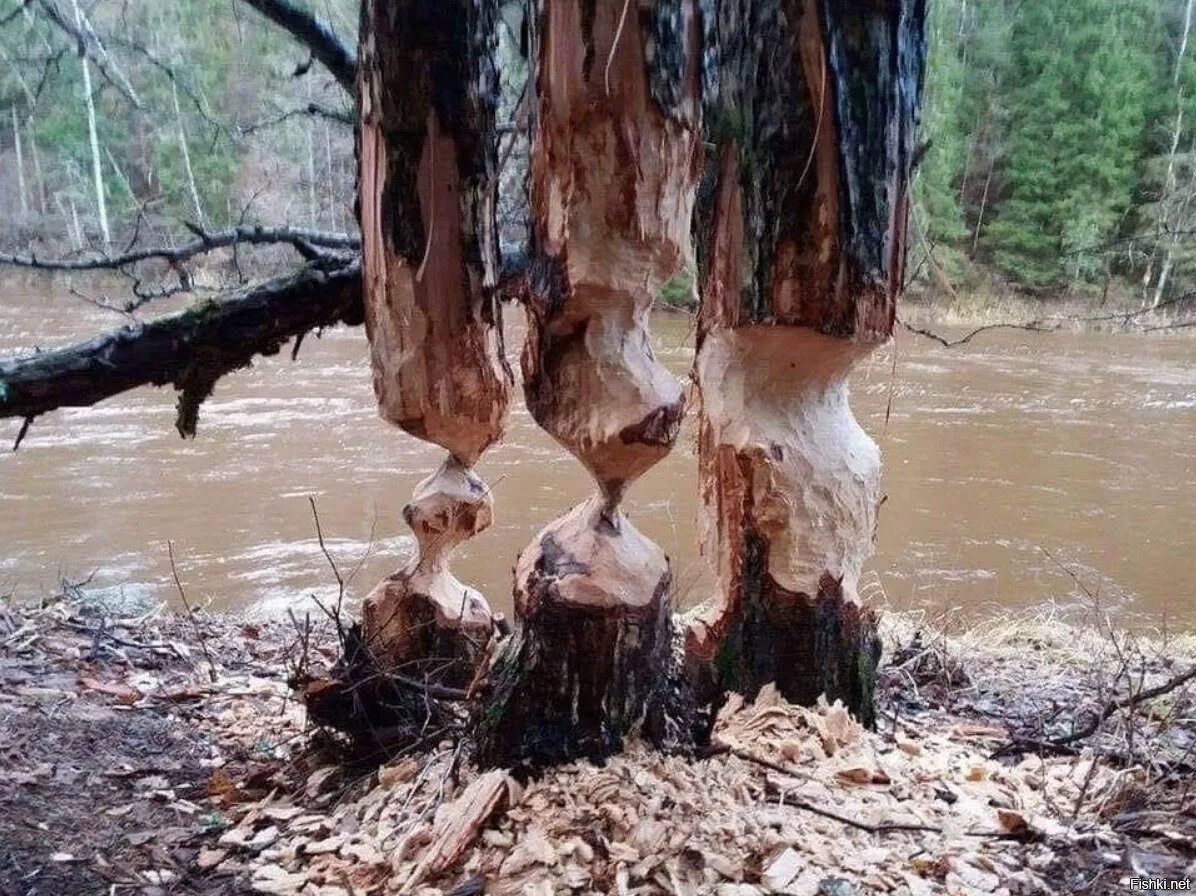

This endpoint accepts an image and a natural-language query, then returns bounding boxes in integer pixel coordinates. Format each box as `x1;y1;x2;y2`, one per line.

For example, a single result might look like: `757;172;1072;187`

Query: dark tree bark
685;0;927;726
239;0;358;91
475;0;704;768
355;0;512;677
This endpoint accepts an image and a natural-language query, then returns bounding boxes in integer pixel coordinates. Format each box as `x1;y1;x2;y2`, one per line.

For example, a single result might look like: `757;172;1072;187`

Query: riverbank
2;591;1193;895
898;270;1196;337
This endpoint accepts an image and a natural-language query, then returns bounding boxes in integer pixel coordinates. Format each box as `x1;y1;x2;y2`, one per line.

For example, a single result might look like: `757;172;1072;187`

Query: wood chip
401;768;514;892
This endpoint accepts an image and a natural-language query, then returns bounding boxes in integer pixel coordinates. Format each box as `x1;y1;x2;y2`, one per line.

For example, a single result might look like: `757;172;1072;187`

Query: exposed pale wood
401;769;514;892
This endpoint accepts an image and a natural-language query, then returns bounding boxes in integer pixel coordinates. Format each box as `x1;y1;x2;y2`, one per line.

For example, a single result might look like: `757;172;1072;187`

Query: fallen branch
706;743;813;782
766;782;942;835
992;663;1196;760
0;260;363;439
719;744;942;835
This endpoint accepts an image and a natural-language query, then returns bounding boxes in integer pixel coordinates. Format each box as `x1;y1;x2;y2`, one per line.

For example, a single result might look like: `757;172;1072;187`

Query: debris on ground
1;592;1193;895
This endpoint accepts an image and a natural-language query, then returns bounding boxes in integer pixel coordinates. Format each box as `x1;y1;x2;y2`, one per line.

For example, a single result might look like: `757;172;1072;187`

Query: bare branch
992;663;1196;759
167;540;218;683
897;318;1060;348
237;0;357;93
0;224;360;271
898;290;1196;347
0;260;363;438
34;0;142;107
238;101;354;135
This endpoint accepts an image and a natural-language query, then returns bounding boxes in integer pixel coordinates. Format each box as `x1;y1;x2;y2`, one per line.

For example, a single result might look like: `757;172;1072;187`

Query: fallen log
0;260;363;442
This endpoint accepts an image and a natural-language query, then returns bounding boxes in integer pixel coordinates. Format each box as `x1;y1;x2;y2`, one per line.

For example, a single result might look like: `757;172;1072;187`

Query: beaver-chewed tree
684;0;926;727
0;0;927;761
474;0;703;767
356;0;512;685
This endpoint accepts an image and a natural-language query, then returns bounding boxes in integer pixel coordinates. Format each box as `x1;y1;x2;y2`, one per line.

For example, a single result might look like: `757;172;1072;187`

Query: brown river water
2;285;1194;626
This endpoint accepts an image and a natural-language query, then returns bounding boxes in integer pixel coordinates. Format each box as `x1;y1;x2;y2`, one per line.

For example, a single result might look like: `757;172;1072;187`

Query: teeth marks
475;0;703;765
357;0;510;679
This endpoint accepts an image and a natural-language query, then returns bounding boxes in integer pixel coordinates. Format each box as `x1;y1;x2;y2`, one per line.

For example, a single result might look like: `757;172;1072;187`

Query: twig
167;540;217;682
768;784;942;835
708;743;813;782
389;674;470;703
12;416;33;451
992;664;1196;759
307;496;344;604
720;745;941;834
59;620;169;651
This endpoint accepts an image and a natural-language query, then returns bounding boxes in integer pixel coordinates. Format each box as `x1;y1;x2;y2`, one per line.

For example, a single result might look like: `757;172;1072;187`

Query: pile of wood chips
224;686;1153;896
4;596;1192;895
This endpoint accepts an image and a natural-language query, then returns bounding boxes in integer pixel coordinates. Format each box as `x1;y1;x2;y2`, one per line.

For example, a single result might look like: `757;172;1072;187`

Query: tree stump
476;498;672;766
356;0;511;682
361;458;497;685
476;0;702;767
685;0;926;727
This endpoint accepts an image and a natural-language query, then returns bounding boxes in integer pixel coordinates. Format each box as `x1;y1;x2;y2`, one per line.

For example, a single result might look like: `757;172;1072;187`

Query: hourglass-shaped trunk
685;0;926;726
476;0;702;767
356;0;511;683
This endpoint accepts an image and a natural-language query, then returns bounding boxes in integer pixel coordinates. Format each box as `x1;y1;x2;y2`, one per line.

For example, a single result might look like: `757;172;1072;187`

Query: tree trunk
476;0;702;767
72;0;109;247
172;79;206;229
12;106;28;220
685;0;926;727
356;0;511;683
69;197;85;250
1150;0;1193;310
29;122;47;216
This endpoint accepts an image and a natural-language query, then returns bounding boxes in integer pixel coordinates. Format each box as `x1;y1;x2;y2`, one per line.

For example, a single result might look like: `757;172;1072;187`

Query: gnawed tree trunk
685;0;926;727
476;0;702;767
356;0;511;684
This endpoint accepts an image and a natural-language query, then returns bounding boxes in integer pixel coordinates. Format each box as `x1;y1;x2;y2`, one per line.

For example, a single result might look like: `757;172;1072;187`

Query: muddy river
2;285;1193;625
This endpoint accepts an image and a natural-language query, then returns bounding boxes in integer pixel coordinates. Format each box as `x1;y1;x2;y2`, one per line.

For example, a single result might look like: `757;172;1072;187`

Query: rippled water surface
2;283;1193;624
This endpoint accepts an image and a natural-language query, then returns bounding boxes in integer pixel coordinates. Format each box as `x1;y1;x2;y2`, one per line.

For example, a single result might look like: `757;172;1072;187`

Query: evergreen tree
983;0;1161;288
915;0;969;247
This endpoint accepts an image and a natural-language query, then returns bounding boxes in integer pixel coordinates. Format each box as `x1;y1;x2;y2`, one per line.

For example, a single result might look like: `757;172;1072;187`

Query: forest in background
2;0;1196;308
916;0;1196;305
0;0;360;272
